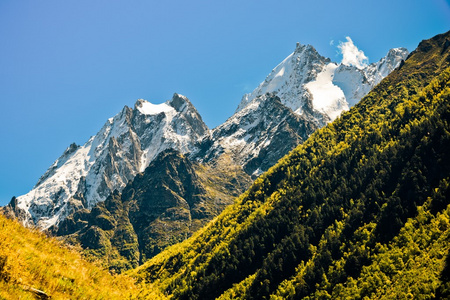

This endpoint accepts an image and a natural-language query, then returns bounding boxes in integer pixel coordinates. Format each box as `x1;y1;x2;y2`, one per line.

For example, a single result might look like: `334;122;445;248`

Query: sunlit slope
133;31;450;299
0;213;156;299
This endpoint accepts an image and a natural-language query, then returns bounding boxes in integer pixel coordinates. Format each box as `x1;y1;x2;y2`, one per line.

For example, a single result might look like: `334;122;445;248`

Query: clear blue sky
1;0;449;206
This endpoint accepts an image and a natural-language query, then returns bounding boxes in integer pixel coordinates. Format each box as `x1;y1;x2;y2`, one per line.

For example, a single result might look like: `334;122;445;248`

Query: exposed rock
55;149;251;272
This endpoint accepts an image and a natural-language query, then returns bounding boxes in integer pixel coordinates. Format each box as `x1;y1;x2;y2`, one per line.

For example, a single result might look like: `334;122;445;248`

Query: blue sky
0;0;449;206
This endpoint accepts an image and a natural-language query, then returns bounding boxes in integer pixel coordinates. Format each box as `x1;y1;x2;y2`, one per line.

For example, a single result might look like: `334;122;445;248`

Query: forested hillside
133;31;450;299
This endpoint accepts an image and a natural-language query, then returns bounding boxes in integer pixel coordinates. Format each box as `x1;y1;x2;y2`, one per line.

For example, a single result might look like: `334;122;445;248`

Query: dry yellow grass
0;213;149;299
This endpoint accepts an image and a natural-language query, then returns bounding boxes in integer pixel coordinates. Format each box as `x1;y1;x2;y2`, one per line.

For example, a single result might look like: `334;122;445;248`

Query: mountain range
3;43;408;233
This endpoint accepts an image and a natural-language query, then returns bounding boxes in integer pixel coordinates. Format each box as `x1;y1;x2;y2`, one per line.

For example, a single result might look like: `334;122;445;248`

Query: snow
305;63;348;120
332;65;367;107
236;43;408;122
236;52;296;112
15;142;93;229
136;99;174;115
236;44;330;115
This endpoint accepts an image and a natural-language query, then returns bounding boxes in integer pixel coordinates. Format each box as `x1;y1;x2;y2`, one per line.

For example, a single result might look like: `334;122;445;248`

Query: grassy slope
0;213;167;299
132;31;450;299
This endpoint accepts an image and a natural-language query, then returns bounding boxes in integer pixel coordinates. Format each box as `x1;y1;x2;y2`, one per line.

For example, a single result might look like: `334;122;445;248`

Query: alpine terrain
197;44;408;177
55;149;252;271
4;39;408;263
0;18;448;299
4;94;209;229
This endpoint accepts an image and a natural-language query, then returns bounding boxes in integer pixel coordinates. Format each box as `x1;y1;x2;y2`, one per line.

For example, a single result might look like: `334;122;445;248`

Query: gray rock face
194;93;319;177
237;44;331;116
238;43;408;122
199;44;409;177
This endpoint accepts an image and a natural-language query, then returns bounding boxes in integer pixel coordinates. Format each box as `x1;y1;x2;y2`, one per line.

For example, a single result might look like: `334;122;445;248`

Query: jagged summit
168;93;191;111
237;43;409;122
135;93;196;114
236;43;331;115
294;43;322;57
203;43;408;176
8;94;208;229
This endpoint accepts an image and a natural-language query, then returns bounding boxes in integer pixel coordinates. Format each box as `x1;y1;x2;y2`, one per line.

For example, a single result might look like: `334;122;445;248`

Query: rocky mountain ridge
6;94;208;229
237;43;408;121
197;44;408;177
132;30;450;299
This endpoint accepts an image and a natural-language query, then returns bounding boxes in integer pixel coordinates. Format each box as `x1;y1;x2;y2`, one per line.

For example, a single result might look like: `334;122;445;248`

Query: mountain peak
237;40;408;121
168;93;191;112
387;47;409;57
295;43;317;54
6;38;410;231
10;93;209;229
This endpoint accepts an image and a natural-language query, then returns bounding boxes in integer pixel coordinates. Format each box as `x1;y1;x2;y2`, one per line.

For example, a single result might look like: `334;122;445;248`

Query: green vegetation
56;149;251;273
0;213;153;299
132;31;450;299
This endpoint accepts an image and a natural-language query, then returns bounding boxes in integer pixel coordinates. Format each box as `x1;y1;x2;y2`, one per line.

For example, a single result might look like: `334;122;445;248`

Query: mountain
0;212;144;299
194;93;319;176
4;94;208;229
237;43;408;122
54;149;251;272
199;44;408;177
132;31;450;299
5;40;407;230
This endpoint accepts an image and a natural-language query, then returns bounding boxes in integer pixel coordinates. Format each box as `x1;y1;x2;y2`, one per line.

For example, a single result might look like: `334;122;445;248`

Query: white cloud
338;37;368;69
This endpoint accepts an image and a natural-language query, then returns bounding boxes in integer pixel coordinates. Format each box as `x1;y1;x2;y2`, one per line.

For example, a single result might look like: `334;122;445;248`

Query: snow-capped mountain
332;47;410;107
8;94;208;229
237;44;332;120
202;44;408;176
237;43;409;123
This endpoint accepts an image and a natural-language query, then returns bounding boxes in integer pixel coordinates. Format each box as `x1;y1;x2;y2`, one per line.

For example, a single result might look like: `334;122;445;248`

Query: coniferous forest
130;31;450;299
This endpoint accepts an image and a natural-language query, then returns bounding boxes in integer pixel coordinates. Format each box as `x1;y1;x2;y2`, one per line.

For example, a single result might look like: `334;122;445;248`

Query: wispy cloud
338;37;368;69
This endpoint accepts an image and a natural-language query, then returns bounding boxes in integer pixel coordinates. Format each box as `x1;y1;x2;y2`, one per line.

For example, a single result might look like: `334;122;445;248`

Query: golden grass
0;213;146;299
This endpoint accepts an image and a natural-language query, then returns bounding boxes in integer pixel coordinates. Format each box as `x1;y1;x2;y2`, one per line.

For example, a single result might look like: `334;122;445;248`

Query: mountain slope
0;212;149;299
133;31;450;299
194;93;319;176
5;94;208;229
55;149;251;272
237;43;408;122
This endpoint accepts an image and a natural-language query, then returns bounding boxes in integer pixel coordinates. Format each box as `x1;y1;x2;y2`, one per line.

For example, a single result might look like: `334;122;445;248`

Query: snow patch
136;99;174;115
305;63;348;120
